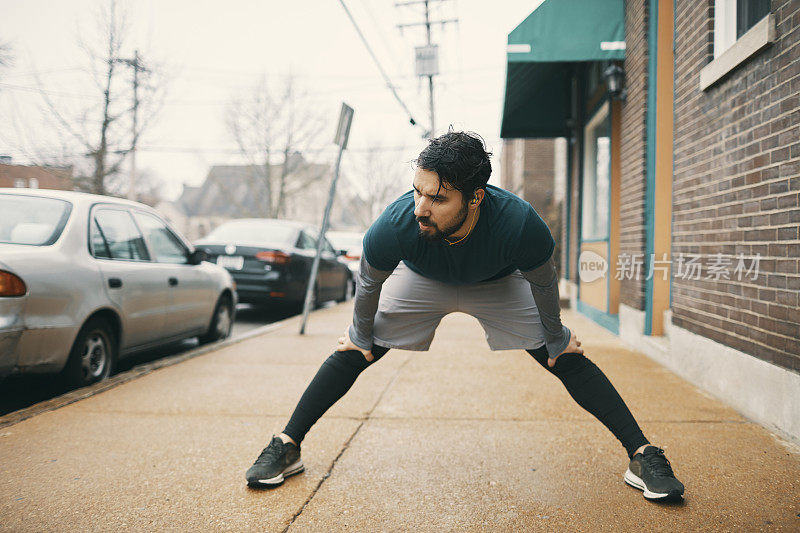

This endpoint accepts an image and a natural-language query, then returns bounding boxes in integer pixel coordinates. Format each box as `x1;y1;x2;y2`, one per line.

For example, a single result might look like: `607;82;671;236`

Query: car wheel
63;317;116;388
199;294;234;345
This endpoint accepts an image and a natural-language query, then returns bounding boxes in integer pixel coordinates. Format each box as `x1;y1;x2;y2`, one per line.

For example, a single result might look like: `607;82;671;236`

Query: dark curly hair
415;130;493;202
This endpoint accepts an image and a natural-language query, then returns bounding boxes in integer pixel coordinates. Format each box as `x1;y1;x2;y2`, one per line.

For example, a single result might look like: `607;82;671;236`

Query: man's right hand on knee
336;327;374;362
548;330;583;367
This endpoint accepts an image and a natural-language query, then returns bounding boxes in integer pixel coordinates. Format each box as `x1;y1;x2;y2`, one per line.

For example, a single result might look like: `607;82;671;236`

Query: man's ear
471;188;485;207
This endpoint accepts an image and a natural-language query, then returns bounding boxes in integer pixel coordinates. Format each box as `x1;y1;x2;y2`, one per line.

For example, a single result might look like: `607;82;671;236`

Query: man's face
412;167;468;241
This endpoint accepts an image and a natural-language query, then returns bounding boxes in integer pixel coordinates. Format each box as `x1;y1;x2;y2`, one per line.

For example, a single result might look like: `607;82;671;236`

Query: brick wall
501;139;563;272
500;140;516;193
522;140;556;215
672;0;800;371
619;0;650;311
500;139;557;220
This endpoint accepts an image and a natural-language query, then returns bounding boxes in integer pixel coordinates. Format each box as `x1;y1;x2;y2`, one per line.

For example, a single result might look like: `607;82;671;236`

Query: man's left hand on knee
336;328;374;362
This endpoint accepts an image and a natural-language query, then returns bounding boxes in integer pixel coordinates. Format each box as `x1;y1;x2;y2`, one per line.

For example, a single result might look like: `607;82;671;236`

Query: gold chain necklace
444;207;478;246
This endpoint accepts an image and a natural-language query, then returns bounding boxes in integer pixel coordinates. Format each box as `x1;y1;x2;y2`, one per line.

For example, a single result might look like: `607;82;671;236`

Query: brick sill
699;14;776;92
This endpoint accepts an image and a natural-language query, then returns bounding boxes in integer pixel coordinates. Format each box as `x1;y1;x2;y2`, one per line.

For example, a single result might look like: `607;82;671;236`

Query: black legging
283;345;649;458
282;346;391;445
526;345;649;458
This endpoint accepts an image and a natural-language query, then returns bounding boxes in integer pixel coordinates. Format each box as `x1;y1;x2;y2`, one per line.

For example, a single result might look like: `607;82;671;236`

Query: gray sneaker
624;446;684;501
246;436;304;486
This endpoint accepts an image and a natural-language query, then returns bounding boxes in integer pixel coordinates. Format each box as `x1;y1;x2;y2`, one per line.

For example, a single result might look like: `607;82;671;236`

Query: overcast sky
0;0;543;200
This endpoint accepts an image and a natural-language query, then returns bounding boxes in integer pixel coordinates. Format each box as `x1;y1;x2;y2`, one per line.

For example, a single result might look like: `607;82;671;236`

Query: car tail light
344;253;361;261
255;251;291;264
0;270;26;297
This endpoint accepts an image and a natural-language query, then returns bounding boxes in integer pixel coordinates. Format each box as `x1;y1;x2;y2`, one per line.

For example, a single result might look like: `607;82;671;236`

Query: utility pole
396;0;457;138
424;2;435;137
115;50;148;200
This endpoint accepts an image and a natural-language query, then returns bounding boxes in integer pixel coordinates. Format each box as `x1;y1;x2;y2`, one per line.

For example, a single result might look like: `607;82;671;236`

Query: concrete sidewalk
1;302;798;532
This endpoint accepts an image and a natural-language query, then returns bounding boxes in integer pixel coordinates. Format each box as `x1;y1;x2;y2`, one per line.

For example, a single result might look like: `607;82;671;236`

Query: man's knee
550;353;598;377
324;350;372;372
325;345;389;372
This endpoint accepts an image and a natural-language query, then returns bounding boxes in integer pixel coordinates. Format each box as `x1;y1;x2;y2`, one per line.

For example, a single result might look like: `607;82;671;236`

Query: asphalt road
0;303;299;417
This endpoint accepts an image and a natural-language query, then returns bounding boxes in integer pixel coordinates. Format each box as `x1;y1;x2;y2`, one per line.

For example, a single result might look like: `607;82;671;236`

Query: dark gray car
195;219;351;310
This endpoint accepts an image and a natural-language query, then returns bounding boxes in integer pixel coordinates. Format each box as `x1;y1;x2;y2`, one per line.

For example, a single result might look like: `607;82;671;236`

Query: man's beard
416;201;469;242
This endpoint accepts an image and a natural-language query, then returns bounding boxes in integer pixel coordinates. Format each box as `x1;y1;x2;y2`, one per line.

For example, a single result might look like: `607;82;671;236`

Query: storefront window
581;103;611;241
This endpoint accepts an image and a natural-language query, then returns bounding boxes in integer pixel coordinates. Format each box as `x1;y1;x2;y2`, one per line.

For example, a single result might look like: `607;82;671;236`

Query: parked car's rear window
203;220;297;246
0;194;72;246
327;231;364;251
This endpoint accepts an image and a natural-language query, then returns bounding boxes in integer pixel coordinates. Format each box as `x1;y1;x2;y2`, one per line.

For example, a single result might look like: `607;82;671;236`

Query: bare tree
346;144;410;227
37;0;165;195
226;75;328;218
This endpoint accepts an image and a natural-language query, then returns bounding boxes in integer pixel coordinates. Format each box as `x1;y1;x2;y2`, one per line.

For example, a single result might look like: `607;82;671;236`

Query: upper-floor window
702;0;774;90
714;0;771;58
736;0;770;38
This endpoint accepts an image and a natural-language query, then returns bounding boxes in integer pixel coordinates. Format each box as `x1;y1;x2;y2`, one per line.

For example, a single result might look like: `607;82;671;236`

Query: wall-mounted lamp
603;64;627;101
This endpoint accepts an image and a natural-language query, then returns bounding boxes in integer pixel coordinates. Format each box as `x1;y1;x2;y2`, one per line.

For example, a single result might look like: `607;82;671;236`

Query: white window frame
28;177;39;189
713;0;739;59
701;1;775;91
14;178;26;188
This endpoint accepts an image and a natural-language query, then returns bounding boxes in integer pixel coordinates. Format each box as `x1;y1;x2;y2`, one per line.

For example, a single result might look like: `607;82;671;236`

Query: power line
0;67;84;78
356;0;405;74
395;0;458;138
337;0;425;134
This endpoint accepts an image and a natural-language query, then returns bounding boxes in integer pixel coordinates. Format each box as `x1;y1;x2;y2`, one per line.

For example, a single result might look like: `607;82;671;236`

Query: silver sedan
0;188;236;388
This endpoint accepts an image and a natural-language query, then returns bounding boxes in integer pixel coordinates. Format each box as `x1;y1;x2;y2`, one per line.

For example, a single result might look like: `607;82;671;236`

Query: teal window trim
579;98;613;315
577;300;620;335
644;0;659;336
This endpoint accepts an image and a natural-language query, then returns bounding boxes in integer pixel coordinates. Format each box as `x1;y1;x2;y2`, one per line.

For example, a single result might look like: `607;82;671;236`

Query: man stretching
245;131;685;502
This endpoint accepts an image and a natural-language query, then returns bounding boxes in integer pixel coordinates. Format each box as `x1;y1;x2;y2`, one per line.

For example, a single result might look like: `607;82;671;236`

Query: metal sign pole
299;103;353;334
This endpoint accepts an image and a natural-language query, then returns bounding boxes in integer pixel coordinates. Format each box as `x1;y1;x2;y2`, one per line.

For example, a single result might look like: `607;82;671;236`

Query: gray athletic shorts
372;262;546;351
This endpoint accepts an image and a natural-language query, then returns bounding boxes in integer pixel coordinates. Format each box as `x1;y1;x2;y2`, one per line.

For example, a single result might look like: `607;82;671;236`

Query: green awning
500;0;626;139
